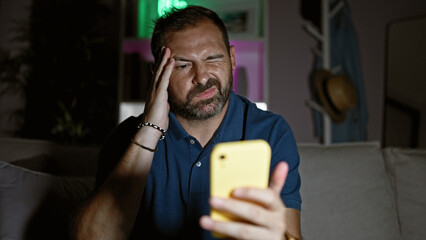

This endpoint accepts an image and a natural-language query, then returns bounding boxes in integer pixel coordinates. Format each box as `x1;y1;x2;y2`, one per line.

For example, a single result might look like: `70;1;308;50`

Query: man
72;5;301;240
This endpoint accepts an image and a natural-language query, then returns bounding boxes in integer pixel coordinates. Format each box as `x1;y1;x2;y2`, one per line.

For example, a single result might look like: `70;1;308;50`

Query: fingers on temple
154;47;171;83
158;57;174;91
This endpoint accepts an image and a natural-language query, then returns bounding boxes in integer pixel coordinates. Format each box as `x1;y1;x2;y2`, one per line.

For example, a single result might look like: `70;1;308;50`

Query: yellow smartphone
210;139;271;223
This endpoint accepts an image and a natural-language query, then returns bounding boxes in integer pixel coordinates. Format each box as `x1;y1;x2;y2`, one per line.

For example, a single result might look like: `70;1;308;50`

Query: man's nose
192;64;209;85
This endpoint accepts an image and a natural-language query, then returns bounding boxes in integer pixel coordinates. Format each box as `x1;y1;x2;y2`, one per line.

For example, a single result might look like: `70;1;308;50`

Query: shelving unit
303;0;344;145
118;0;268;122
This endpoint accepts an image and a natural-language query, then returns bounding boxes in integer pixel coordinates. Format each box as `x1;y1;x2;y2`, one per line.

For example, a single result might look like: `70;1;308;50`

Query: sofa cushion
0;161;94;240
298;142;401;240
383;148;426;240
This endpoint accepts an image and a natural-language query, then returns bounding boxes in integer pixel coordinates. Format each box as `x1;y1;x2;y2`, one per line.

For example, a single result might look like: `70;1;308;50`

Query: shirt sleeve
95;116;140;189
269;116;302;211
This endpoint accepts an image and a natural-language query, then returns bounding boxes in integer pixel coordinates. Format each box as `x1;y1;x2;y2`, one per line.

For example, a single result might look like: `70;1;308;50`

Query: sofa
1;137;425;240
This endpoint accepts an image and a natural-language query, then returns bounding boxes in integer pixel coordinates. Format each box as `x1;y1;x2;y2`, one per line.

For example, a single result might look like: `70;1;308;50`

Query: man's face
165;20;236;120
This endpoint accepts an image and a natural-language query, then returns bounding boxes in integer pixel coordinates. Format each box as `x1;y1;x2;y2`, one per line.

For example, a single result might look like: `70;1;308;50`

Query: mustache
186;78;222;101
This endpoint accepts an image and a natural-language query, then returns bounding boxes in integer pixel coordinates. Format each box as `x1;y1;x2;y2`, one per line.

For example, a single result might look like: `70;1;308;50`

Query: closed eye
176;64;188;69
206;54;224;62
206;59;222;63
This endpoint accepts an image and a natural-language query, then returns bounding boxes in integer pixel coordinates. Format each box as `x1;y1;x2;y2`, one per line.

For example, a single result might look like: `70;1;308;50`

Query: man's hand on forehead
142;46;174;132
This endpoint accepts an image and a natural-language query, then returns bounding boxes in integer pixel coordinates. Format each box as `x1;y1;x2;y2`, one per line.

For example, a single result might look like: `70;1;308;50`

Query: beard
169;75;233;121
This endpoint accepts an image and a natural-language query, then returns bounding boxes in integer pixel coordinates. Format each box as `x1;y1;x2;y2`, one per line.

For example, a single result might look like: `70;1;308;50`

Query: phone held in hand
210;139;271;223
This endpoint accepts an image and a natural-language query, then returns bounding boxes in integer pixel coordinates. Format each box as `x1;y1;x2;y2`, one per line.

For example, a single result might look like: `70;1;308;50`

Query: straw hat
314;69;358;123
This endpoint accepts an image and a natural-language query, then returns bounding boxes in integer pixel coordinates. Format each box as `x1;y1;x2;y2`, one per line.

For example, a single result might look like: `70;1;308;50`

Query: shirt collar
211;91;245;144
167;110;191;141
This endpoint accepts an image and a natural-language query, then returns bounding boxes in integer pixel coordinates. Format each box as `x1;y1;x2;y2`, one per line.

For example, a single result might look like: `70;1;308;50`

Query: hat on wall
314;69;358;123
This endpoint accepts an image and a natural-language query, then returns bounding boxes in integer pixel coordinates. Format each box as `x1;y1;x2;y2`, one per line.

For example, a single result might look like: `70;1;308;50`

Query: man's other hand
200;162;301;240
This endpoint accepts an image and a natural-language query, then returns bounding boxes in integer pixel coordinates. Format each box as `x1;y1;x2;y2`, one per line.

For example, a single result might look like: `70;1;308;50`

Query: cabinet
118;0;268;122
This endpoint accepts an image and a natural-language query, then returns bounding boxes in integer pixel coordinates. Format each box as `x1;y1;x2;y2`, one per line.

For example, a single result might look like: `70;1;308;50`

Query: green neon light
137;0;148;38
157;0;188;17
137;0;188;38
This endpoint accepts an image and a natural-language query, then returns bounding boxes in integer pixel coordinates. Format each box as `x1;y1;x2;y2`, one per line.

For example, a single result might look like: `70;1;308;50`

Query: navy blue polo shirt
96;92;301;239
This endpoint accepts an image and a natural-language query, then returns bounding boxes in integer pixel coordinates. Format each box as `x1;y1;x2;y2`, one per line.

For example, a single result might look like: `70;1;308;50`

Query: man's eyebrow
173;54;224;62
174;56;191;62
206;54;224;60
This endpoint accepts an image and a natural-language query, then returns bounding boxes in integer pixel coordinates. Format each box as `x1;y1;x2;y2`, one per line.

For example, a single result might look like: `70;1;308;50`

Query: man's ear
150;63;157;75
229;45;236;71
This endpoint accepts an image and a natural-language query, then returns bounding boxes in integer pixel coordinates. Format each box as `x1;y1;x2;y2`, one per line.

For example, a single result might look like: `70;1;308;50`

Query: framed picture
231;40;264;102
187;0;261;39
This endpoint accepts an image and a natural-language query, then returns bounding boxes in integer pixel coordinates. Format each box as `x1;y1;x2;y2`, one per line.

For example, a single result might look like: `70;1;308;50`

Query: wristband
137;122;166;140
130;138;158;152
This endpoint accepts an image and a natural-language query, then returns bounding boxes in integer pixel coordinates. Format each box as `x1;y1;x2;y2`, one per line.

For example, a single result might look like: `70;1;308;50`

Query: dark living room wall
0;0;120;145
268;0;426;143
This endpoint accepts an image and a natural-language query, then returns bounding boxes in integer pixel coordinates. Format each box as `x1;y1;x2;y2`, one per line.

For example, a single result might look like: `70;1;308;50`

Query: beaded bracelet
137;122;166;140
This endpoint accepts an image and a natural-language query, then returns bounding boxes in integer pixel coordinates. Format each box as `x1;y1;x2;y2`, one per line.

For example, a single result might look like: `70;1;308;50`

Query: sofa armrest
0;137;99;176
0;161;94;240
